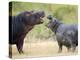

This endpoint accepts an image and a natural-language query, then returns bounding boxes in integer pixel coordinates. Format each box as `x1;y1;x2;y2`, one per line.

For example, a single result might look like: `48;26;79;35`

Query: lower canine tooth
40;17;42;19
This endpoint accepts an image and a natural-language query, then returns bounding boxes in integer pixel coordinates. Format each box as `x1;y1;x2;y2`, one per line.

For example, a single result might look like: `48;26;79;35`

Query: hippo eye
36;14;41;19
54;20;56;22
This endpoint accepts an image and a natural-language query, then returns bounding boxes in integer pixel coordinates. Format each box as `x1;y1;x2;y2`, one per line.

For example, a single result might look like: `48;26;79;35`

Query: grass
10;2;78;39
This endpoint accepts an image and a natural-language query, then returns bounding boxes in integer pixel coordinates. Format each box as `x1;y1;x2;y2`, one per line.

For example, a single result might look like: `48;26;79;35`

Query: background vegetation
10;1;78;42
9;2;78;58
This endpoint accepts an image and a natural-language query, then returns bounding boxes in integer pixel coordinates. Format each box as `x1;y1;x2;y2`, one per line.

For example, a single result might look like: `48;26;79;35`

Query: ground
11;38;78;59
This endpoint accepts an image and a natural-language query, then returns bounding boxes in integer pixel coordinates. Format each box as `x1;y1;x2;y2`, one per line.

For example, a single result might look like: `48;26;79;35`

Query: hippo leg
16;36;25;54
72;44;76;52
58;42;63;53
67;47;71;52
68;39;76;52
56;35;63;53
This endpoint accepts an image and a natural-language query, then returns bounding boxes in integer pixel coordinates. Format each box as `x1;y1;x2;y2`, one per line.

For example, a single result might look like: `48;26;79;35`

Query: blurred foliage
9;1;78;41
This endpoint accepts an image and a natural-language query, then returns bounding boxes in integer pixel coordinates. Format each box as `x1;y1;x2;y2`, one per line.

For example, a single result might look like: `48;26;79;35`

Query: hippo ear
47;15;53;20
26;10;34;16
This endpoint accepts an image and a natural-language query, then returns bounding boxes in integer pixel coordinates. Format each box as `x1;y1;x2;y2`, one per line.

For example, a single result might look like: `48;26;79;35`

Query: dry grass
11;38;78;59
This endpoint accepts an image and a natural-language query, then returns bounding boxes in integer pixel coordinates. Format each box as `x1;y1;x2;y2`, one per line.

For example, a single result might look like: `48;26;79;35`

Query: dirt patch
11;40;78;59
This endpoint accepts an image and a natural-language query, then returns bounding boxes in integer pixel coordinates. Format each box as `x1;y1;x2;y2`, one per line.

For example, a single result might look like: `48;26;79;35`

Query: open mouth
40;17;43;20
40;17;44;23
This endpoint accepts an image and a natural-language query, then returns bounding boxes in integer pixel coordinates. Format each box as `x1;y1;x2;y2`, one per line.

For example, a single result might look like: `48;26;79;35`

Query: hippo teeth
40;17;43;19
40;17;44;22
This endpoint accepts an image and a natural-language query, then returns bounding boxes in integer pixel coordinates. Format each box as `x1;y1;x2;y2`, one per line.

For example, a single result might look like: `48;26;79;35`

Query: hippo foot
19;50;24;54
58;50;62;53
